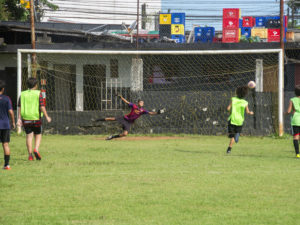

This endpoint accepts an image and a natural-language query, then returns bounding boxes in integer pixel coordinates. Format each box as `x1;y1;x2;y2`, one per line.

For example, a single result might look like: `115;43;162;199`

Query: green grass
1;134;300;225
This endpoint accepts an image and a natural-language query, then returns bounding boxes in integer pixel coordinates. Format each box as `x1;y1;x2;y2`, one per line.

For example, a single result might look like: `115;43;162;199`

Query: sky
161;0;287;30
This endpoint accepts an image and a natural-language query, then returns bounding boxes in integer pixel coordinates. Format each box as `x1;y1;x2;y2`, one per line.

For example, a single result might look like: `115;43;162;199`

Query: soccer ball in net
248;81;256;89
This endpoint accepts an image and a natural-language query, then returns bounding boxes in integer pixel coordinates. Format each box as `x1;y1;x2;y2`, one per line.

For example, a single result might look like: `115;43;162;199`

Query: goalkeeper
95;95;164;140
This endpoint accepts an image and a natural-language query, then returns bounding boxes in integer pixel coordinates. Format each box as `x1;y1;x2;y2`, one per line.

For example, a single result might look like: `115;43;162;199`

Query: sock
4;155;10;166
293;140;299;154
227;147;232;152
112;134;121;139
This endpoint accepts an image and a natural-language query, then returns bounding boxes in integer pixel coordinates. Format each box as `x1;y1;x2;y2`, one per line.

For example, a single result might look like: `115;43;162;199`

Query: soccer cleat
3;165;11;170
28;155;34;161
226;149;231;154
33;149;42;160
106;135;113;141
296;154;300;158
234;133;240;143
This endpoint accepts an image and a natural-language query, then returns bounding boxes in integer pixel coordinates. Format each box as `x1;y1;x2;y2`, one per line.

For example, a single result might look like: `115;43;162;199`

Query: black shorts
116;117;133;131
24;125;42;135
292;126;300;136
0;129;10;143
228;121;243;138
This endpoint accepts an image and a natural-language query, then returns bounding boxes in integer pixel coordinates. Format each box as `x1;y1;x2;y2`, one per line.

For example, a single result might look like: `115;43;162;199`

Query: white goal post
17;48;284;135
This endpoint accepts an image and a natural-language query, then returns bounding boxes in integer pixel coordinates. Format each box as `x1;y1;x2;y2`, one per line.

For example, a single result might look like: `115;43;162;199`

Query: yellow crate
171;24;185;35
20;0;30;9
160;14;171;25
251;28;268;39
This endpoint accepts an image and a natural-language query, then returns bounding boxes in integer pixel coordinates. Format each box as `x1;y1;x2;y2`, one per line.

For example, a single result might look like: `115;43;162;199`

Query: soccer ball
248;81;256;89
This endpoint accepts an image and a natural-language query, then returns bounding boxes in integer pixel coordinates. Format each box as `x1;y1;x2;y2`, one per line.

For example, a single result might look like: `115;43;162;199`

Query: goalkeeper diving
94;94;165;140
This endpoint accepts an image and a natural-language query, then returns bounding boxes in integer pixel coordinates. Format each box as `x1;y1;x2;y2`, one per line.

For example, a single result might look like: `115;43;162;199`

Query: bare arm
41;106;51;123
246;105;254;115
227;102;232;112
8;109;15;129
119;95;130;105
148;112;157;115
285;100;293;115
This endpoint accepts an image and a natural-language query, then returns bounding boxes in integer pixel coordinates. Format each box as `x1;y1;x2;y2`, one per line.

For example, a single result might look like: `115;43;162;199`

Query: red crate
268;29;280;42
223;18;240;29
223;8;240;19
242;17;254;27
284;15;288;27
222;29;239;43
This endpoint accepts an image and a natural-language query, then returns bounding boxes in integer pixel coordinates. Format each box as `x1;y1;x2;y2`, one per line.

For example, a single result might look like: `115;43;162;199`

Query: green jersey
291;97;300;126
21;90;42;120
228;97;248;126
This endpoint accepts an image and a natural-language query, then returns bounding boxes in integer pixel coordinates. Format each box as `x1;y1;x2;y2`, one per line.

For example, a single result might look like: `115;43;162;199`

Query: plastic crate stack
159;13;185;43
222;8;241;43
222;8;288;43
244;16;287;42
194;27;215;43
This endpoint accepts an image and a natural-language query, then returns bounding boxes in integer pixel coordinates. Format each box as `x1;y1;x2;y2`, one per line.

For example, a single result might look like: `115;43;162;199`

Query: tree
0;0;58;22
287;0;300;27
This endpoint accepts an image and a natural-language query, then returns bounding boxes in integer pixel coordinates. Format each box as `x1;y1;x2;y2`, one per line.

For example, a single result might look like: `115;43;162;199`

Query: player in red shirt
94;95;164;140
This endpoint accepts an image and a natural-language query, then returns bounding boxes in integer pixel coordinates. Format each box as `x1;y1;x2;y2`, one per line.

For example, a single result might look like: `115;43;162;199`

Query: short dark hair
295;85;300;96
236;86;249;99
138;99;143;103
0;80;5;91
27;77;38;89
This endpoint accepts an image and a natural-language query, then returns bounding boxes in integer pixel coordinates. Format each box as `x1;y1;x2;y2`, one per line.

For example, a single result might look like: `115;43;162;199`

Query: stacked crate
159;13;185;43
194;27;215;43
251;16;287;42
222;8;241;43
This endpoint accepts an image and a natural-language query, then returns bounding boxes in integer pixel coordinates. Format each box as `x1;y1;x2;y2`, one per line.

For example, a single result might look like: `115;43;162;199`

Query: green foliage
0;0;58;22
1;135;300;225
287;0;300;12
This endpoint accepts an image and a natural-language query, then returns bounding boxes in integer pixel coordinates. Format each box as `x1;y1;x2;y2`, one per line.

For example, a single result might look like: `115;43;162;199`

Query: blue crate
203;27;215;39
194;27;215;40
171;13;185;25
255;17;266;27
194;27;204;38
171;34;185;43
241;27;251;38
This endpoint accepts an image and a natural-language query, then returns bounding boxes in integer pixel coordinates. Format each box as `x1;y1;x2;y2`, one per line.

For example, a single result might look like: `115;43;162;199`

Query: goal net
17;49;283;135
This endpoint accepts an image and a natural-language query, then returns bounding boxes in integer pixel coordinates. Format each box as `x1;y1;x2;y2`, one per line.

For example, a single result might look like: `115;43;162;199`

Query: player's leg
3;142;10;169
93;117;116;122
292;126;300;158
26;132;34;160
33;127;42;160
227;121;235;153
106;130;128;140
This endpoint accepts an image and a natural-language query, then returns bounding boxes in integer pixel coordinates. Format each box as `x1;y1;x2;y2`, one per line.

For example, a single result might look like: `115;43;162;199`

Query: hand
249;111;254;115
46;116;52;123
115;93;122;98
11;123;16;129
17;119;22;127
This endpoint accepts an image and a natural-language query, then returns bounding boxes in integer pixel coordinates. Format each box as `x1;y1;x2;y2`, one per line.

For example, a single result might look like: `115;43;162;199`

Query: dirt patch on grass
95;136;187;141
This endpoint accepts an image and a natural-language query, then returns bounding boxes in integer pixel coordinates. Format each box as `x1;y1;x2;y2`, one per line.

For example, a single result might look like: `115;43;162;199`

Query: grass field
1;134;300;225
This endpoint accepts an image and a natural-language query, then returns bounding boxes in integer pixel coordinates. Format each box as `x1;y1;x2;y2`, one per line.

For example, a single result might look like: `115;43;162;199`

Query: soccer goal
17;49;284;135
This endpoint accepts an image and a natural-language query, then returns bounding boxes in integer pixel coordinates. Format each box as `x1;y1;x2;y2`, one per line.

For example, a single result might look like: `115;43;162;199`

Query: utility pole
136;0;140;51
292;1;295;28
280;0;284;50
30;0;37;78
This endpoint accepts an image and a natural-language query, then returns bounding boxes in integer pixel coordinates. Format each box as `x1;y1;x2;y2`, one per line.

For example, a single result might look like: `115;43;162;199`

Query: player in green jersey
285;85;300;158
226;86;254;154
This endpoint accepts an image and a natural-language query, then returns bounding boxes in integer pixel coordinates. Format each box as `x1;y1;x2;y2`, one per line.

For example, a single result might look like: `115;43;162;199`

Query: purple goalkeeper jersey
124;103;149;123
